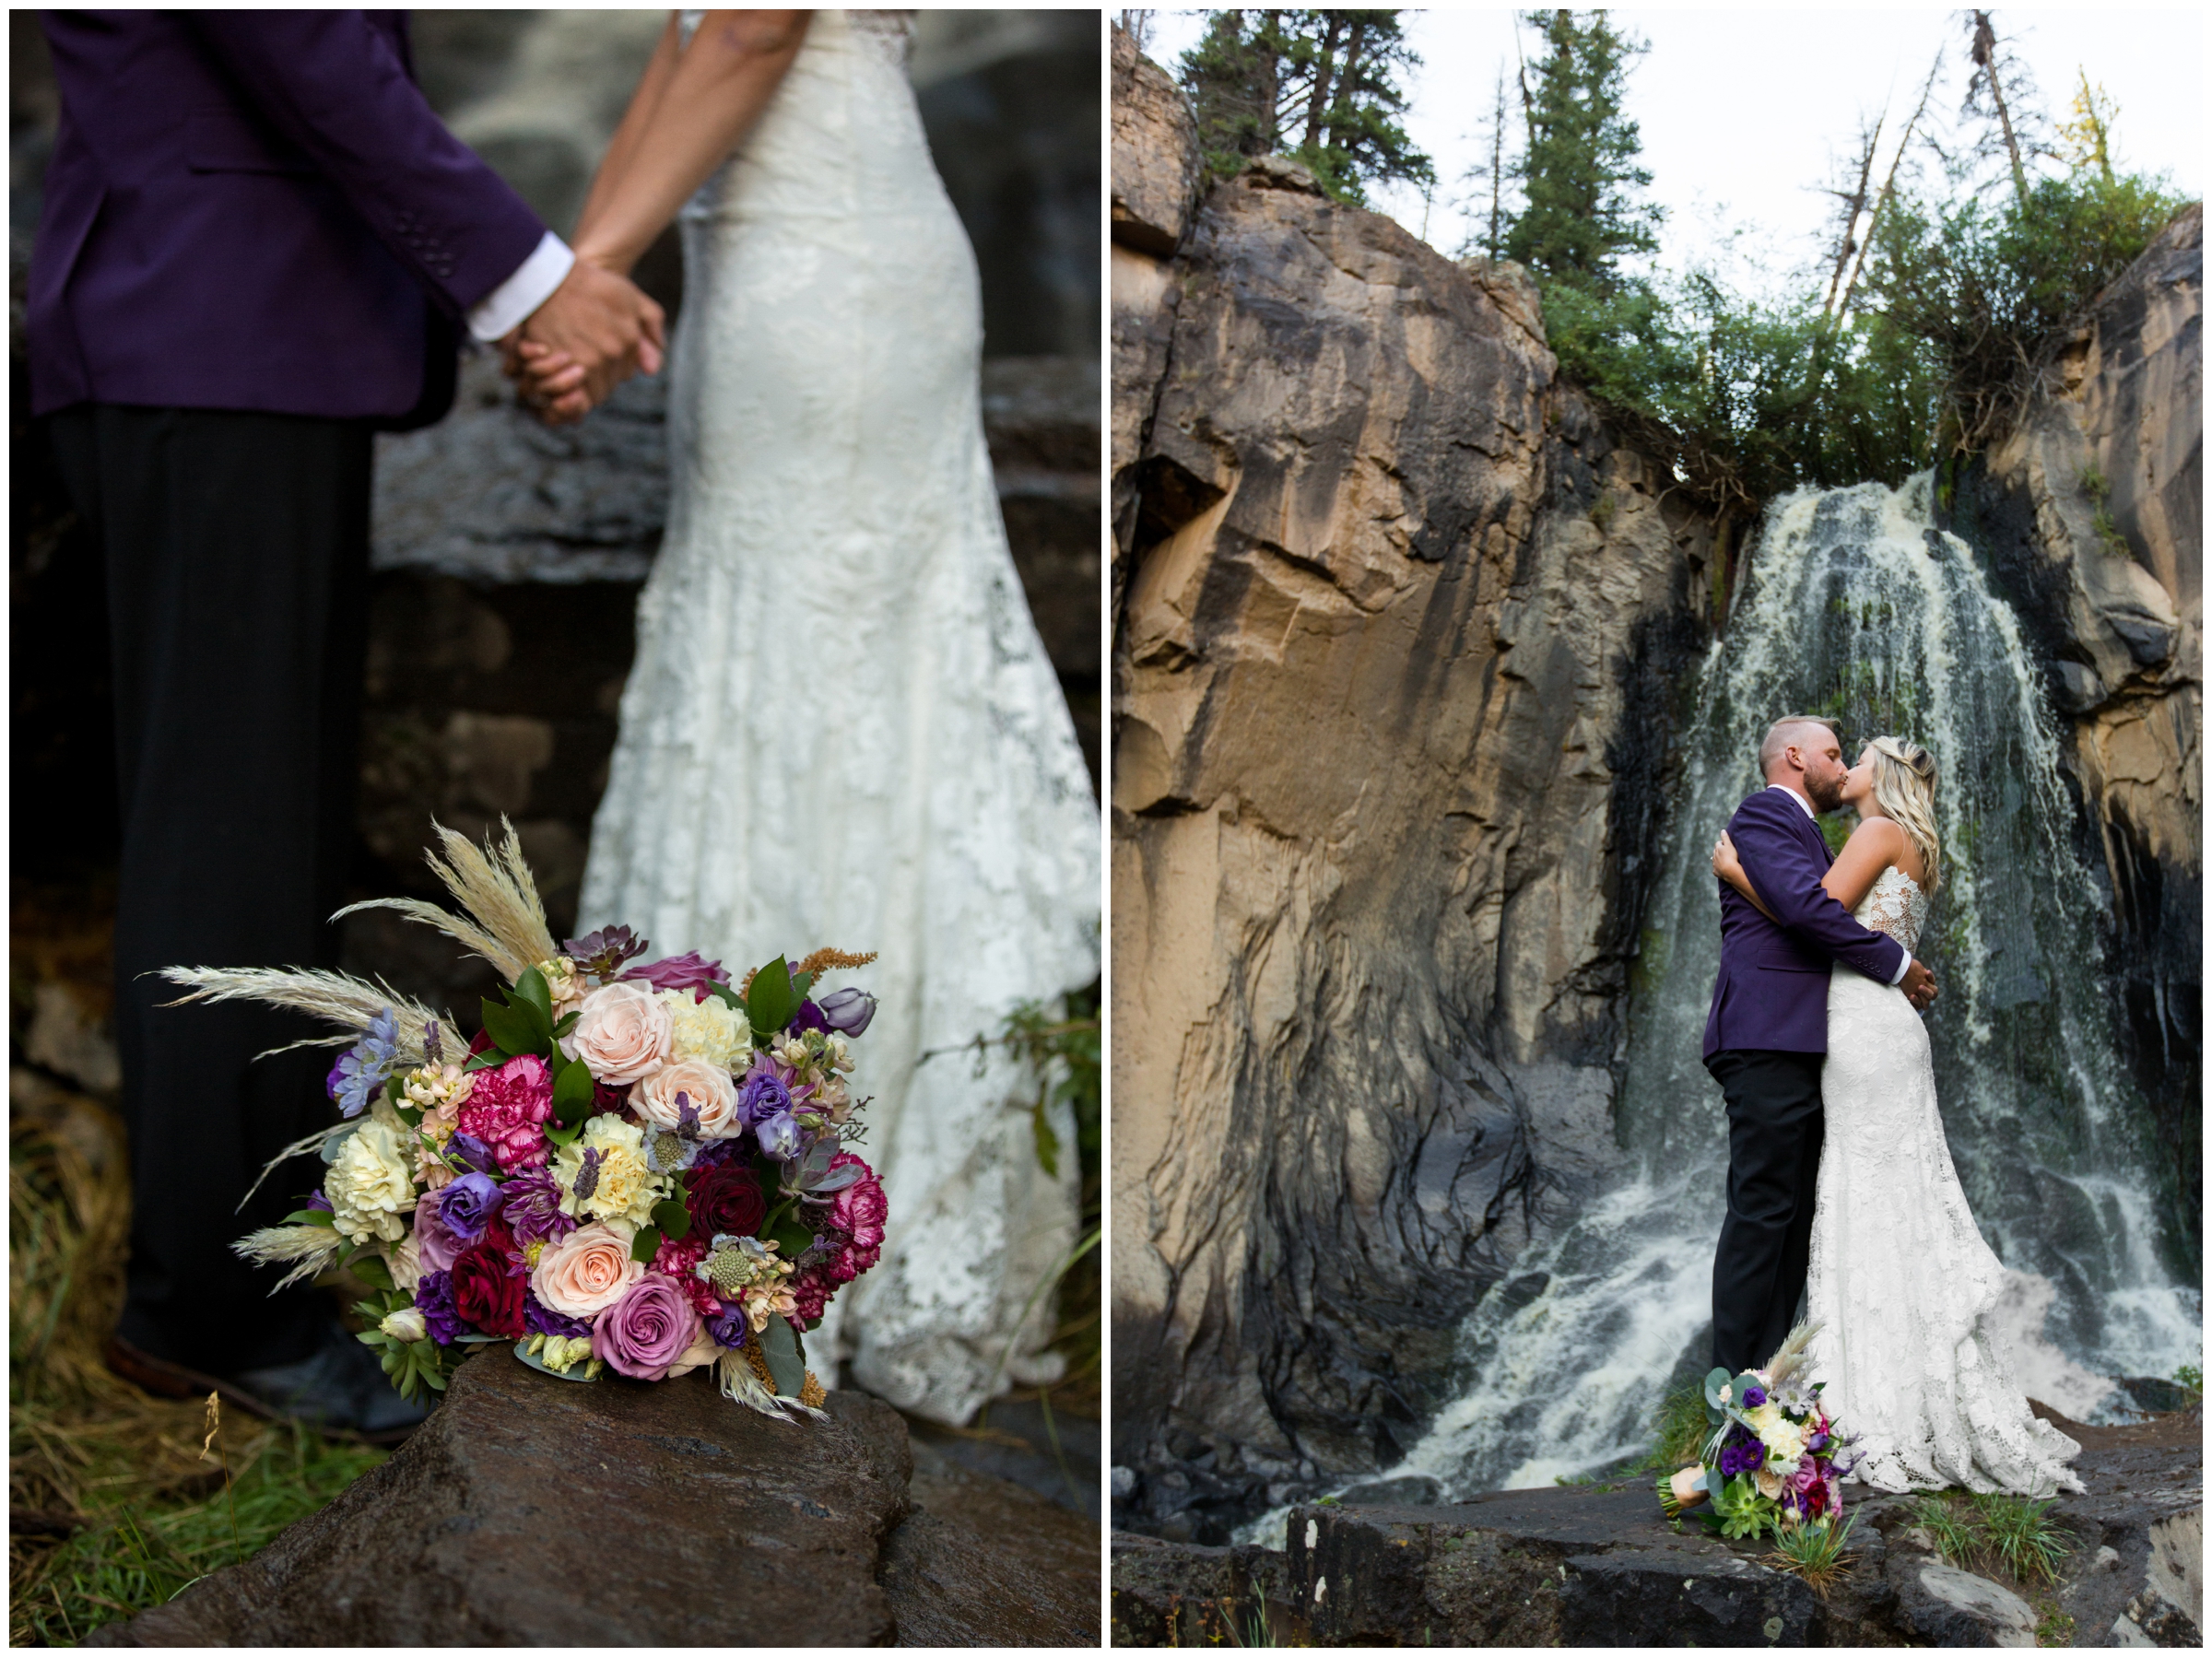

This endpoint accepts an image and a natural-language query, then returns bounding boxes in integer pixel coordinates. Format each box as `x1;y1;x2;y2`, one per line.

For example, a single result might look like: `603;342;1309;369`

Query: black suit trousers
45;405;372;1374
1705;1047;1825;1375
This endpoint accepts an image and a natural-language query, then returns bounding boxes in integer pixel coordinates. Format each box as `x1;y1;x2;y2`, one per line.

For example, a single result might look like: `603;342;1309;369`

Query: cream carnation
635;1057;741;1139
559;981;673;1085
660;988;752;1073
553;1114;666;1229
324;1122;418;1245
530;1222;645;1319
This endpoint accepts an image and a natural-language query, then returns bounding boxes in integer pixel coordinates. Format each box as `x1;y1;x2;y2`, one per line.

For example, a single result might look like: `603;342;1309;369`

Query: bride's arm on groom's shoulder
1820;817;1906;913
1724;797;1905;982
1710;830;1782;925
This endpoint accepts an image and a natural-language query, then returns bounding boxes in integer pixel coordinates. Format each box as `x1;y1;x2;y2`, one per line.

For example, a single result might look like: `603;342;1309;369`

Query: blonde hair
1868;736;1941;891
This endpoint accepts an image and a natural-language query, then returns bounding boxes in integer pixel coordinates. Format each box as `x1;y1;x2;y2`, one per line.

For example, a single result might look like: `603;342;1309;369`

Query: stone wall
1953;203;2204;1252
1108;29;1717;1529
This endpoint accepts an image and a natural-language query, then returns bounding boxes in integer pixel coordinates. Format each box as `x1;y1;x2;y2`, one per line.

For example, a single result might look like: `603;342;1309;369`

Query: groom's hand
504;262;665;424
1901;957;1937;1011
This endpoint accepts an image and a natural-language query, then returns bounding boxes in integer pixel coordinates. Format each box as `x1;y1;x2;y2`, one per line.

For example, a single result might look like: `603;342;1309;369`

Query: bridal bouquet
1657;1325;1859;1540
171;821;887;1422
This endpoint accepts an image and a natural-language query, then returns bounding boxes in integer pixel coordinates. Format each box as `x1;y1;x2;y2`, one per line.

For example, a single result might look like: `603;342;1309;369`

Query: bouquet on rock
1657;1323;1860;1540
171;821;887;1421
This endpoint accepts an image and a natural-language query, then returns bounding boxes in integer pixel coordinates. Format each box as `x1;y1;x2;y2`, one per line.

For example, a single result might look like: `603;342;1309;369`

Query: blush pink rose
635;1057;740;1139
593;1272;703;1381
560;982;674;1086
529;1221;643;1319
454;1053;554;1172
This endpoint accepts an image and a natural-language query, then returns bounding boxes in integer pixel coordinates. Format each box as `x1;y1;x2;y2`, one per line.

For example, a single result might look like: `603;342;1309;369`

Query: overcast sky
1135;7;2206;303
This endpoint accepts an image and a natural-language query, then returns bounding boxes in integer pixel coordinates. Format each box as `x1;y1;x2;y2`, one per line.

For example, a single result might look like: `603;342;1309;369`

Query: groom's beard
1806;775;1846;813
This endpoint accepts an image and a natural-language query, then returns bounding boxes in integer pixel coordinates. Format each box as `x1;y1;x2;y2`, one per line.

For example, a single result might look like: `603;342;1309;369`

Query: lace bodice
1852;864;1929;955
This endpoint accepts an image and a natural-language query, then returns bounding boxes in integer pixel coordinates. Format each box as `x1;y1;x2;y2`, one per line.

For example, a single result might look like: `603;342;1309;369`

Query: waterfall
1384;476;2201;1498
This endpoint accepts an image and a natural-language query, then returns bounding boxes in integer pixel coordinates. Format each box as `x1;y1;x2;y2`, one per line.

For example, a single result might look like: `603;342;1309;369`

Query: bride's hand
1712;829;1743;882
507;338;591;425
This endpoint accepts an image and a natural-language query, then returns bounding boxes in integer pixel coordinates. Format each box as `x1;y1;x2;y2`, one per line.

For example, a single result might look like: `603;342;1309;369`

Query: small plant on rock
1767;1510;1857;1597
1908;1492;1981;1569
1972;1491;2071;1585
2077;463;2110;502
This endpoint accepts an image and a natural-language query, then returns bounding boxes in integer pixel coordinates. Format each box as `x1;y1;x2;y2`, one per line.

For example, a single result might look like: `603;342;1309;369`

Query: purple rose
500;1166;578;1249
437;1172;504;1246
524;1289;593;1341
414;1271;465;1345
414;1193;465;1273
591;1274;703;1381
621;950;731;997
817;986;877;1037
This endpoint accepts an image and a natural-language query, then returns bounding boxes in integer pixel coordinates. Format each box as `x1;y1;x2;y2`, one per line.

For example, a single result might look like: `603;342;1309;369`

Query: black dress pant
46;405;372;1374
1705;1047;1825;1375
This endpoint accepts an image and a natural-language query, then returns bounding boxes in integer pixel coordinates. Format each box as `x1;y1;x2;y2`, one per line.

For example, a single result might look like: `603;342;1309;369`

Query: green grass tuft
1641;1377;1712;1473
1767;1512;1857;1597
1971;1491;2071;1586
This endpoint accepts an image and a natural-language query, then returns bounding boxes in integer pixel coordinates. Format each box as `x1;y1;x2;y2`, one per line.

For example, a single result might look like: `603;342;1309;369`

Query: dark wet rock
1110;1423;2202;1646
89;1345;1099;1647
1339;1475;1445;1508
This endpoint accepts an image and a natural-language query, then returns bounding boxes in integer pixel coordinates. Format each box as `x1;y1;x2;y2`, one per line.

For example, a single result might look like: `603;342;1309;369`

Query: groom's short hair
1759;714;1842;776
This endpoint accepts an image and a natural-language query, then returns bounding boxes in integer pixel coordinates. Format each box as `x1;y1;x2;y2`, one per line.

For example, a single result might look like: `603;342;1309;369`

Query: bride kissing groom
1702;715;2083;1497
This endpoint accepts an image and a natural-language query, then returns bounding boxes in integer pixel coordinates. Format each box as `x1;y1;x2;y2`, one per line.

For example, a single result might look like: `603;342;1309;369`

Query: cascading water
1383;476;2201;1498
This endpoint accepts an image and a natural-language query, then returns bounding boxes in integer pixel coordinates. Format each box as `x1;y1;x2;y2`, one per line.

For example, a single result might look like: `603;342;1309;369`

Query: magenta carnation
651;1232;720;1319
787;1152;887;1323
455;1053;554;1172
592;1272;702;1381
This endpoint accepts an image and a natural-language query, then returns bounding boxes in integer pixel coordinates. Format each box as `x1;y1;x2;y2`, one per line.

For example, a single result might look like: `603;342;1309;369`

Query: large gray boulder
89;1346;1097;1646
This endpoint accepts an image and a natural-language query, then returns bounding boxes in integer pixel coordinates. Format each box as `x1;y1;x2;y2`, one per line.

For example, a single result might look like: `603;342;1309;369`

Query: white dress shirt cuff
1889;949;1912;986
466;231;575;343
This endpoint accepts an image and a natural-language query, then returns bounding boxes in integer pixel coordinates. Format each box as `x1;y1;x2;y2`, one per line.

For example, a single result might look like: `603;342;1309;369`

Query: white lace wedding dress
577;10;1100;1425
1806;866;2084;1493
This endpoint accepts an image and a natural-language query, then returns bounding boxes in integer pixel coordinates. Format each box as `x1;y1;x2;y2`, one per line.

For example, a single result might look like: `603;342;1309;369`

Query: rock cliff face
1109;31;1716;1523
1954;203;2204;1245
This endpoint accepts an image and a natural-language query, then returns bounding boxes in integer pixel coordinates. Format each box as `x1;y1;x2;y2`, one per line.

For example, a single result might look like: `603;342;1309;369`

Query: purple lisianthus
705;1301;751;1349
437;1172;504;1246
326;1009;401;1118
415;1193;465;1274
788;999;830;1036
738;1067;792;1125
1716;1435;1765;1479
817;986;877;1037
415;1271;465;1346
524;1290;593;1341
500;1166;578;1248
621;950;731;998
447;1133;500;1177
1741;1384;1767;1408
755;1111;803;1161
305;1190;334;1214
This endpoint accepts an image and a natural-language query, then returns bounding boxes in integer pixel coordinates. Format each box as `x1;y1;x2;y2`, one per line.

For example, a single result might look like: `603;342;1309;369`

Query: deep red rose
687;1163;767;1238
467;1024;498;1059
452;1237;526;1338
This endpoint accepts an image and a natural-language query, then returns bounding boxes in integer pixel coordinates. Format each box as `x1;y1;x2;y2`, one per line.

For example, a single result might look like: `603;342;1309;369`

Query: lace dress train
1806;867;2083;1494
577;11;1100;1425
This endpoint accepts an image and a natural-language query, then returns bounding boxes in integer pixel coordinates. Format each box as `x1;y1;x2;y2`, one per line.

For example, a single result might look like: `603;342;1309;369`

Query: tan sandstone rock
1110;42;1716;1489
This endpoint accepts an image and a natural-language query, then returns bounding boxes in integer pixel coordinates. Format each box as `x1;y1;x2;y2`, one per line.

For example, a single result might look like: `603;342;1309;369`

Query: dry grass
9;1077;385;1645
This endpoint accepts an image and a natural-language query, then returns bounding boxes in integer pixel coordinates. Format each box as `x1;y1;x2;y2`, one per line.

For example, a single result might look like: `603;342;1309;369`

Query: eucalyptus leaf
512;1339;597;1383
759;1315;806;1398
320;1122;362;1163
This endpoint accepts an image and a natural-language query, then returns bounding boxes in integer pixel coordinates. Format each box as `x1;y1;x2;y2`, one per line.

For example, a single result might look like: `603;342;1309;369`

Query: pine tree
1503;9;1661;296
1178;10;1433;206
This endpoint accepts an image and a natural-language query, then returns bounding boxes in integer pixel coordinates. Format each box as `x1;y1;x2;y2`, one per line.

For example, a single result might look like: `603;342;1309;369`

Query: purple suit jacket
1701;788;1908;1059
29;10;546;427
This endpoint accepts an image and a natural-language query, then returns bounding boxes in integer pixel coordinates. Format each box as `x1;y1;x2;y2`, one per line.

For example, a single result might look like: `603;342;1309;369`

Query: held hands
1901;958;1938;1012
500;258;665;427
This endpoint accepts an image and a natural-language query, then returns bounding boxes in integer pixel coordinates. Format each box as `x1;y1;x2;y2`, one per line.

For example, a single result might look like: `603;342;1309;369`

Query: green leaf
546;1120;583;1150
394;1103;422;1131
480;995;544;1060
630;1226;663;1263
385;1074;406;1104
759;1315;806;1398
283;1207;336;1228
746;957;798;1036
349;1252;394;1291
551;1058;596;1126
553;1009;580;1038
653;1198;691;1240
320;1122;362;1163
512;967;554;1029
704;981;745;1013
1030;1098;1061;1179
769;1213;815;1263
791;970;814;999
465;1049;507;1073
512;1338;597;1383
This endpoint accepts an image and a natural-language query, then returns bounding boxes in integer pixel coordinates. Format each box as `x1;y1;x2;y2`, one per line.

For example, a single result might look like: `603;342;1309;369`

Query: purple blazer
1701;788;1908;1059
29;10;546;427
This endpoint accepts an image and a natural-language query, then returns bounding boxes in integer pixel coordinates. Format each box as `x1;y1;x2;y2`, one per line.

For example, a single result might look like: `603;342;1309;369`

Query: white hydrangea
324;1121;418;1245
659;988;753;1074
